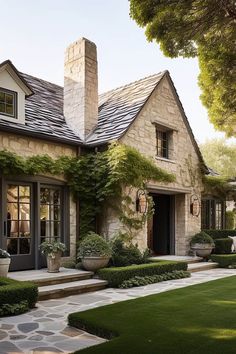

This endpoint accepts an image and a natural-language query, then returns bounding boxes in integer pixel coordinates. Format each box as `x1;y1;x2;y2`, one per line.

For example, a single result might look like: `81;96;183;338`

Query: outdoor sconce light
190;194;200;217
136;189;148;214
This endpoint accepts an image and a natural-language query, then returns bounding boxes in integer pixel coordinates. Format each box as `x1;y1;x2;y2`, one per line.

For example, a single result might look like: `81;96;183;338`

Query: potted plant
190;231;215;258
39;241;66;273
78;232;112;271
0;249;11;277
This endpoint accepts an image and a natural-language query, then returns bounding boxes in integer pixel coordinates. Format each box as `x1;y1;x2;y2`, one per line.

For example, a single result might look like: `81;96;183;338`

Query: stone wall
102;75;203;255
0;132;78;258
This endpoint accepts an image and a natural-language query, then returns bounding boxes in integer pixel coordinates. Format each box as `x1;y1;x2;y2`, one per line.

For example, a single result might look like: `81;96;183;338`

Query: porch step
188;261;219;273
150;256;203;264
38;278;108;300
9;268;94;287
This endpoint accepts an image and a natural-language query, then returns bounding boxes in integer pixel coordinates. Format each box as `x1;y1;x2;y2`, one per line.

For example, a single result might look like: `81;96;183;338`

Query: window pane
0;92;5;102
19;186;30;201
7;185;18;202
20;239;30;254
19;203;30;220
40;188;50;204
5;94;13;104
19;220;30;236
6;105;13;115
0;102;5;113
7;239;18;255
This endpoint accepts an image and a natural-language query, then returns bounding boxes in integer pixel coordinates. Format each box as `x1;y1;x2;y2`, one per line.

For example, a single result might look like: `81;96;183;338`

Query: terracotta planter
191;243;214;257
0;258;11;277
46;252;62;273
82;256;110;271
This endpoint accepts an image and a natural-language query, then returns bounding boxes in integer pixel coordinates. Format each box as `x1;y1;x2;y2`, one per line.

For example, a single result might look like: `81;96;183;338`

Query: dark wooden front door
3;183;35;270
149;194;175;255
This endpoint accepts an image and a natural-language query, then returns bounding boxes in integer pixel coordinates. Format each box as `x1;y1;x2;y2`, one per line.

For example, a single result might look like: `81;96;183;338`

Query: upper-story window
156;128;169;158
0;88;17;119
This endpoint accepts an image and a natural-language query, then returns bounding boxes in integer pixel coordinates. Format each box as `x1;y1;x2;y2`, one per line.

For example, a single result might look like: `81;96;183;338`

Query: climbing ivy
0;144;175;239
203;175;235;199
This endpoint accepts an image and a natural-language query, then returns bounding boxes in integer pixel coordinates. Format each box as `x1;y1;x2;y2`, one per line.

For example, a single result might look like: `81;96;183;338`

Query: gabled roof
86;72;166;145
0;60;33;97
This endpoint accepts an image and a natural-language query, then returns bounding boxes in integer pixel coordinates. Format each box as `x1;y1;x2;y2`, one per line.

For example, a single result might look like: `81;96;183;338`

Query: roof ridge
99;71;167;98
20;72;63;90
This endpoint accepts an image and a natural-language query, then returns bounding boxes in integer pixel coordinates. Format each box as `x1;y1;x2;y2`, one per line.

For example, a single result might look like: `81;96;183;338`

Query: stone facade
64;38;98;140
0;132;78;259
101;75;204;255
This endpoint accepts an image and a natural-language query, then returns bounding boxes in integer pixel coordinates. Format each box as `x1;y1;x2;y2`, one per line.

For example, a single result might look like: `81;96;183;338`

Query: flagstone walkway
0;268;235;354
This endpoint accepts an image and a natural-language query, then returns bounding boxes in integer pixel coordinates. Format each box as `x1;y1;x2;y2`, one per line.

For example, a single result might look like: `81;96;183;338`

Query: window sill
155;156;176;164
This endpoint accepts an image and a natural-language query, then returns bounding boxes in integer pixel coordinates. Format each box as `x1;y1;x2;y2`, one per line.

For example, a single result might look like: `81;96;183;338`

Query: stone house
0;38;225;271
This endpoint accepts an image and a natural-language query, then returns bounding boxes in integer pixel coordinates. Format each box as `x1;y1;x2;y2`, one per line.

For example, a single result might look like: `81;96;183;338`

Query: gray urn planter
191;243;214;257
0;258;11;277
46;252;62;273
82;256;110;271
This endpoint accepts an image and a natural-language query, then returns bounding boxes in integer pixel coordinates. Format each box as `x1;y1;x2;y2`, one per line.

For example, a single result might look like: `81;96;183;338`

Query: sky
0;0;229;144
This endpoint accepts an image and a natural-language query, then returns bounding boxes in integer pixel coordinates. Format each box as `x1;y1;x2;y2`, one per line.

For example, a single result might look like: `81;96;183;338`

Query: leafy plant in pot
190;231;215;258
39;241;66;273
0;249;11;277
78;232;112;271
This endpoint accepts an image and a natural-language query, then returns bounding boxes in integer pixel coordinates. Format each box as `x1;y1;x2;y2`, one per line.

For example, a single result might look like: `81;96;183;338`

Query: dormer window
0;88;17;119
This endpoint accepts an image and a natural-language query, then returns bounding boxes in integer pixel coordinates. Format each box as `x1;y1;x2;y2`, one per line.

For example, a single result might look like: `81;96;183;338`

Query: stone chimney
64;38;98;140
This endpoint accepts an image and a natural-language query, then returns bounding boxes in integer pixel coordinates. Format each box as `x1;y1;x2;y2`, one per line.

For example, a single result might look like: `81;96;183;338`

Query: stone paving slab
0;268;235;353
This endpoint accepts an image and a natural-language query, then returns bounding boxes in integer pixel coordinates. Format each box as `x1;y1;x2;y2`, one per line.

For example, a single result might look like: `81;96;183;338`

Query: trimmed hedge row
211;254;236;268
0;277;38;311
203;229;236;240
214;238;233;254
98;260;187;287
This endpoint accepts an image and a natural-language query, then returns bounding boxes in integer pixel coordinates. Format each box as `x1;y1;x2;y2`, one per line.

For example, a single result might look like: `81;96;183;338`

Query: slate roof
86;72;166;145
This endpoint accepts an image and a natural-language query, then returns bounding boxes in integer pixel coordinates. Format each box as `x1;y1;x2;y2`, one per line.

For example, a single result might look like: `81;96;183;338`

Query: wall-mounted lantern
136;189;148;214
190;194;200;217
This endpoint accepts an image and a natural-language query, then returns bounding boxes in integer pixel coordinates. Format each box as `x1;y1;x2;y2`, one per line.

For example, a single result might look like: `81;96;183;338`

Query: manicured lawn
69;276;236;354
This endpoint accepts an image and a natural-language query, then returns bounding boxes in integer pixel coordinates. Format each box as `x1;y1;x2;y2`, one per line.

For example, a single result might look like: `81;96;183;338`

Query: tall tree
130;0;236;136
200;138;236;177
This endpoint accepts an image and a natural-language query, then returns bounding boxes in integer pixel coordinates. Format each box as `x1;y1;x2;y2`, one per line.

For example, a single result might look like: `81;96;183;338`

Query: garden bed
0;277;38;316
98;260;187;287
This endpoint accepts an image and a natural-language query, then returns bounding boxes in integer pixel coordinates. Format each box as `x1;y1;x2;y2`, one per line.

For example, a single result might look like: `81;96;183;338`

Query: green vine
203;175;235;198
0;143;175;239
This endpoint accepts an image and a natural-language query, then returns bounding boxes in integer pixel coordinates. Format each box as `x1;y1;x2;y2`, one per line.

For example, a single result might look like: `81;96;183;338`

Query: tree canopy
130;0;236;136
200;138;236;178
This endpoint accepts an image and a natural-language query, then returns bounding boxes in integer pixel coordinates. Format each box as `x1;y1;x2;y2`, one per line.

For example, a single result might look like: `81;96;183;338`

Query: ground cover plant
69;276;236;354
0;277;38;316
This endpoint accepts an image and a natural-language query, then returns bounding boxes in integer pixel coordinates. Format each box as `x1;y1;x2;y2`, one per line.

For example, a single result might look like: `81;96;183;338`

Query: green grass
69;276;236;354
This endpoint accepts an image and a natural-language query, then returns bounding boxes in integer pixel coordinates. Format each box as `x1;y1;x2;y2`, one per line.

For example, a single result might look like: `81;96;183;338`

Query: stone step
38;278;108;300
150;256;203;264
9;268;94;287
188;261;218;273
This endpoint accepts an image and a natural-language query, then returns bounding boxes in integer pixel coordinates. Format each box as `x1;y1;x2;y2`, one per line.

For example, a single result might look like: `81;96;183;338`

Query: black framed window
0;88;17;118
156;129;168;158
201;198;224;230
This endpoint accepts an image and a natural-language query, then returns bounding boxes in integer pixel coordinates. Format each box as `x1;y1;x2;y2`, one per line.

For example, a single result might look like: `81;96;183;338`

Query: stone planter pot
0;258;11;277
191;243;214;258
46;252;62;273
82;256;110;271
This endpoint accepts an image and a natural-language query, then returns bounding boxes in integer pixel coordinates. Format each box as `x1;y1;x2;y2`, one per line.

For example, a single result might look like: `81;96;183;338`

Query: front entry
148;194;175;255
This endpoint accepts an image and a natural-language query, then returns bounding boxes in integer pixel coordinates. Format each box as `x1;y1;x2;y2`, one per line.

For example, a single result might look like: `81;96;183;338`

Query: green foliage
200;138;236;178
119;270;190;289
203;229;236;239
213;238;233;254
61;260;77;269
0;300;29;317
203;175;233;198
129;0;236;135
111;236;150;267
211;254;236;268
39;241;66;257
77;232;112;258
0;144;174;239
226;211;235;229
190;231;214;246
0;277;38;309
98;260;187;287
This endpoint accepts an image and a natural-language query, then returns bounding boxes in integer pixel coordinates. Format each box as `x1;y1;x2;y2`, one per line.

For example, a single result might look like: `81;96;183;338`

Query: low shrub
119;270;191;288
214;238;233;254
0;277;38;315
78;232;112;258
0;300;29;317
211;254;236;268
98;260;187;287
111;237;150;267
190;231;214;246
203;229;236;240
226;211;235;229
61;260;76;269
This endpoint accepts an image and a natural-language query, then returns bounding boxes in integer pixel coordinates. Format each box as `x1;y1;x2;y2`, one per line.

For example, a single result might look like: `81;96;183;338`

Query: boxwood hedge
98;260;187;287
211;254;236;268
214;238;233;254
0;277;38;315
203;229;236;240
